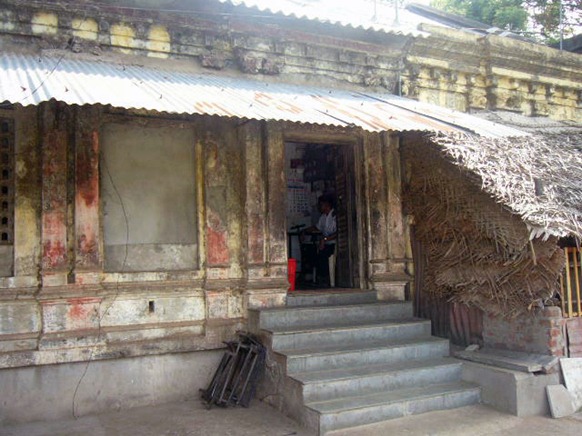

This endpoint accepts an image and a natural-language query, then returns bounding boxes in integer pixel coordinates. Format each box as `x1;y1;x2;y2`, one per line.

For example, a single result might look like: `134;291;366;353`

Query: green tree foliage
431;0;582;42
431;0;528;31
524;0;582;41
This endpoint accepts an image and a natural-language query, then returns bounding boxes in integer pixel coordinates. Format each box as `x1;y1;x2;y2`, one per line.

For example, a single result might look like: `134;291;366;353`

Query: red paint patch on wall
41;172;67;270
42;240;66;270
68;300;88;320
76;232;99;267
207;226;229;265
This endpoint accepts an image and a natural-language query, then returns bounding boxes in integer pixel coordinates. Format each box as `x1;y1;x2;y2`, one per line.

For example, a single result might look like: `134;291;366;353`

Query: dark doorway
285;142;359;290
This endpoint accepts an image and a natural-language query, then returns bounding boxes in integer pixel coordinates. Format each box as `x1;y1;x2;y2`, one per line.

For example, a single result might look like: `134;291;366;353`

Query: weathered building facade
0;0;581;424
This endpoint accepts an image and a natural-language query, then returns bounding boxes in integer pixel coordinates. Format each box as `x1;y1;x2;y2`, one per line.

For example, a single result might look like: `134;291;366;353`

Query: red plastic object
287;258;297;291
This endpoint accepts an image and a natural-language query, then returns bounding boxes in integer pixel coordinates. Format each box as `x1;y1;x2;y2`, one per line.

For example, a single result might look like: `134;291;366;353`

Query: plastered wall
0;103;412;370
101;122;198;272
0;105;290;368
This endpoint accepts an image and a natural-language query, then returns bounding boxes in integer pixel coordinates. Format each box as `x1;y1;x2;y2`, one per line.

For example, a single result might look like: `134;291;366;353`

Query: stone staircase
249;290;480;435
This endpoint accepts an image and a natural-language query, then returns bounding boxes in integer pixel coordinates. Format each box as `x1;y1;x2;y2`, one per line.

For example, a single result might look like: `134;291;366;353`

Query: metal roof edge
0;52;527;138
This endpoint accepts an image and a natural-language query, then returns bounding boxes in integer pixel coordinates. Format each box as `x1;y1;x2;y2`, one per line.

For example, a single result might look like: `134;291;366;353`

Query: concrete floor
328;405;582;436
2;400;582;436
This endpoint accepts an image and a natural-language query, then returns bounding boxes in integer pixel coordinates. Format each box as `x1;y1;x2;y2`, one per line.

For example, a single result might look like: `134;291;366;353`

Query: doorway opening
285;142;360;291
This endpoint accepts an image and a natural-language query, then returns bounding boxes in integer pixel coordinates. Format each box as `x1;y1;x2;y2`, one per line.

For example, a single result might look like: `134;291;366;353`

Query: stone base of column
372;279;408;301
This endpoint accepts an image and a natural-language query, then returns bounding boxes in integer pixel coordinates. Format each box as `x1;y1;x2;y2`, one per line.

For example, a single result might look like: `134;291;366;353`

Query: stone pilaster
40;103;71;287
363;132;409;300
73;106;102;284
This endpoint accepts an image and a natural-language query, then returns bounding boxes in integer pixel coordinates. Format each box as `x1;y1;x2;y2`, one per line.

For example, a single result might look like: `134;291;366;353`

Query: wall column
0;106;42;353
265;123;288;271
363;132;389;282
203;119;245;333
241;121;286;308
13;106;41;285
203;122;232;326
363;131;409;300
384;132;409;299
73;106;102;284
242;121;266;272
40;103;70;287
385;134;407;264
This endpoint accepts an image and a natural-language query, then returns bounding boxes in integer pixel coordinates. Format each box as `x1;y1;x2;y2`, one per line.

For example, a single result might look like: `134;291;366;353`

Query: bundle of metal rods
200;332;266;408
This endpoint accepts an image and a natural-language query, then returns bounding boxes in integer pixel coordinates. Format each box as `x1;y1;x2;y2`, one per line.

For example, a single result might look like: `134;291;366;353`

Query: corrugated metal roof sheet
0;53;525;138
218;0;443;36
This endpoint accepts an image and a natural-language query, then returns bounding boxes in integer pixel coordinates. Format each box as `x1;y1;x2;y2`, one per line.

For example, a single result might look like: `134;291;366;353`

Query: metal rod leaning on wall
218;341;242;405
200;332;266;408
237;350;259;406
205;352;230;401
226;342;252;405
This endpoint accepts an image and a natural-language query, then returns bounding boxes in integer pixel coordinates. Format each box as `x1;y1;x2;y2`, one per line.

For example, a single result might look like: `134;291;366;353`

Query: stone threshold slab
455;348;559;374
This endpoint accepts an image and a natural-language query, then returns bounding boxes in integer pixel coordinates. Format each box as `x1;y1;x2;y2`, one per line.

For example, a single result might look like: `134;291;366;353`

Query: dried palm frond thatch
430;132;582;240
402;132;576;317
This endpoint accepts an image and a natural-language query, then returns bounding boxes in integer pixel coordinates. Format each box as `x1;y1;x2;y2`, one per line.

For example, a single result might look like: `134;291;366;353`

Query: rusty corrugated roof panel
218;0;441;36
0;53;525;137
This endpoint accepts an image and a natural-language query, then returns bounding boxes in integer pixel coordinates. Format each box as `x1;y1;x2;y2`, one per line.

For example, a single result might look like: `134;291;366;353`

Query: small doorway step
286;289;377;307
249;290;480;435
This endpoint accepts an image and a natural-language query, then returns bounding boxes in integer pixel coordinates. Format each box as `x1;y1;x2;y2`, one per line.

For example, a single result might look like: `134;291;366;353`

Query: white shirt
316;209;337;241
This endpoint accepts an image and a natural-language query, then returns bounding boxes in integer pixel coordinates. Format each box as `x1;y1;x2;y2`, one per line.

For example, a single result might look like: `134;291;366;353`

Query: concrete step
286;290;377;307
250;298;477;434
304;381;481;434
292;357;463;403
249;301;412;331
268;318;432;350
281;336;450;373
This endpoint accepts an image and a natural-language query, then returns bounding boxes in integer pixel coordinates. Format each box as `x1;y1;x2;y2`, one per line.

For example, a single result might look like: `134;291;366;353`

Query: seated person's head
318;194;334;214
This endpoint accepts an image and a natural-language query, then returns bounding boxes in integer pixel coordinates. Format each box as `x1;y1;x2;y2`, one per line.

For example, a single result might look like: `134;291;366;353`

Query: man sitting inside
300;194;337;287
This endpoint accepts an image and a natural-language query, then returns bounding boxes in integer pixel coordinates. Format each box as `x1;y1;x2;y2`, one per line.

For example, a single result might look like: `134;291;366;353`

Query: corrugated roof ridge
0;52;524;138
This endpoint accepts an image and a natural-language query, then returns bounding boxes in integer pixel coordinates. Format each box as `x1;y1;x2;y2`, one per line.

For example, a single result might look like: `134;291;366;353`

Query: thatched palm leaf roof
430;132;582;240
403;134;567;316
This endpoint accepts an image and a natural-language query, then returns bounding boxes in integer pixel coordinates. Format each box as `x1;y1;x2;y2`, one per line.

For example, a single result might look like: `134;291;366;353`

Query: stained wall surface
101;122;198;272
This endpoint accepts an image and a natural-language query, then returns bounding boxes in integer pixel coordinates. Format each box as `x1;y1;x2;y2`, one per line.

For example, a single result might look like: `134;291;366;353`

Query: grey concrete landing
3;401;582;436
327;404;582;436
461;360;560;416
456;347;560;373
